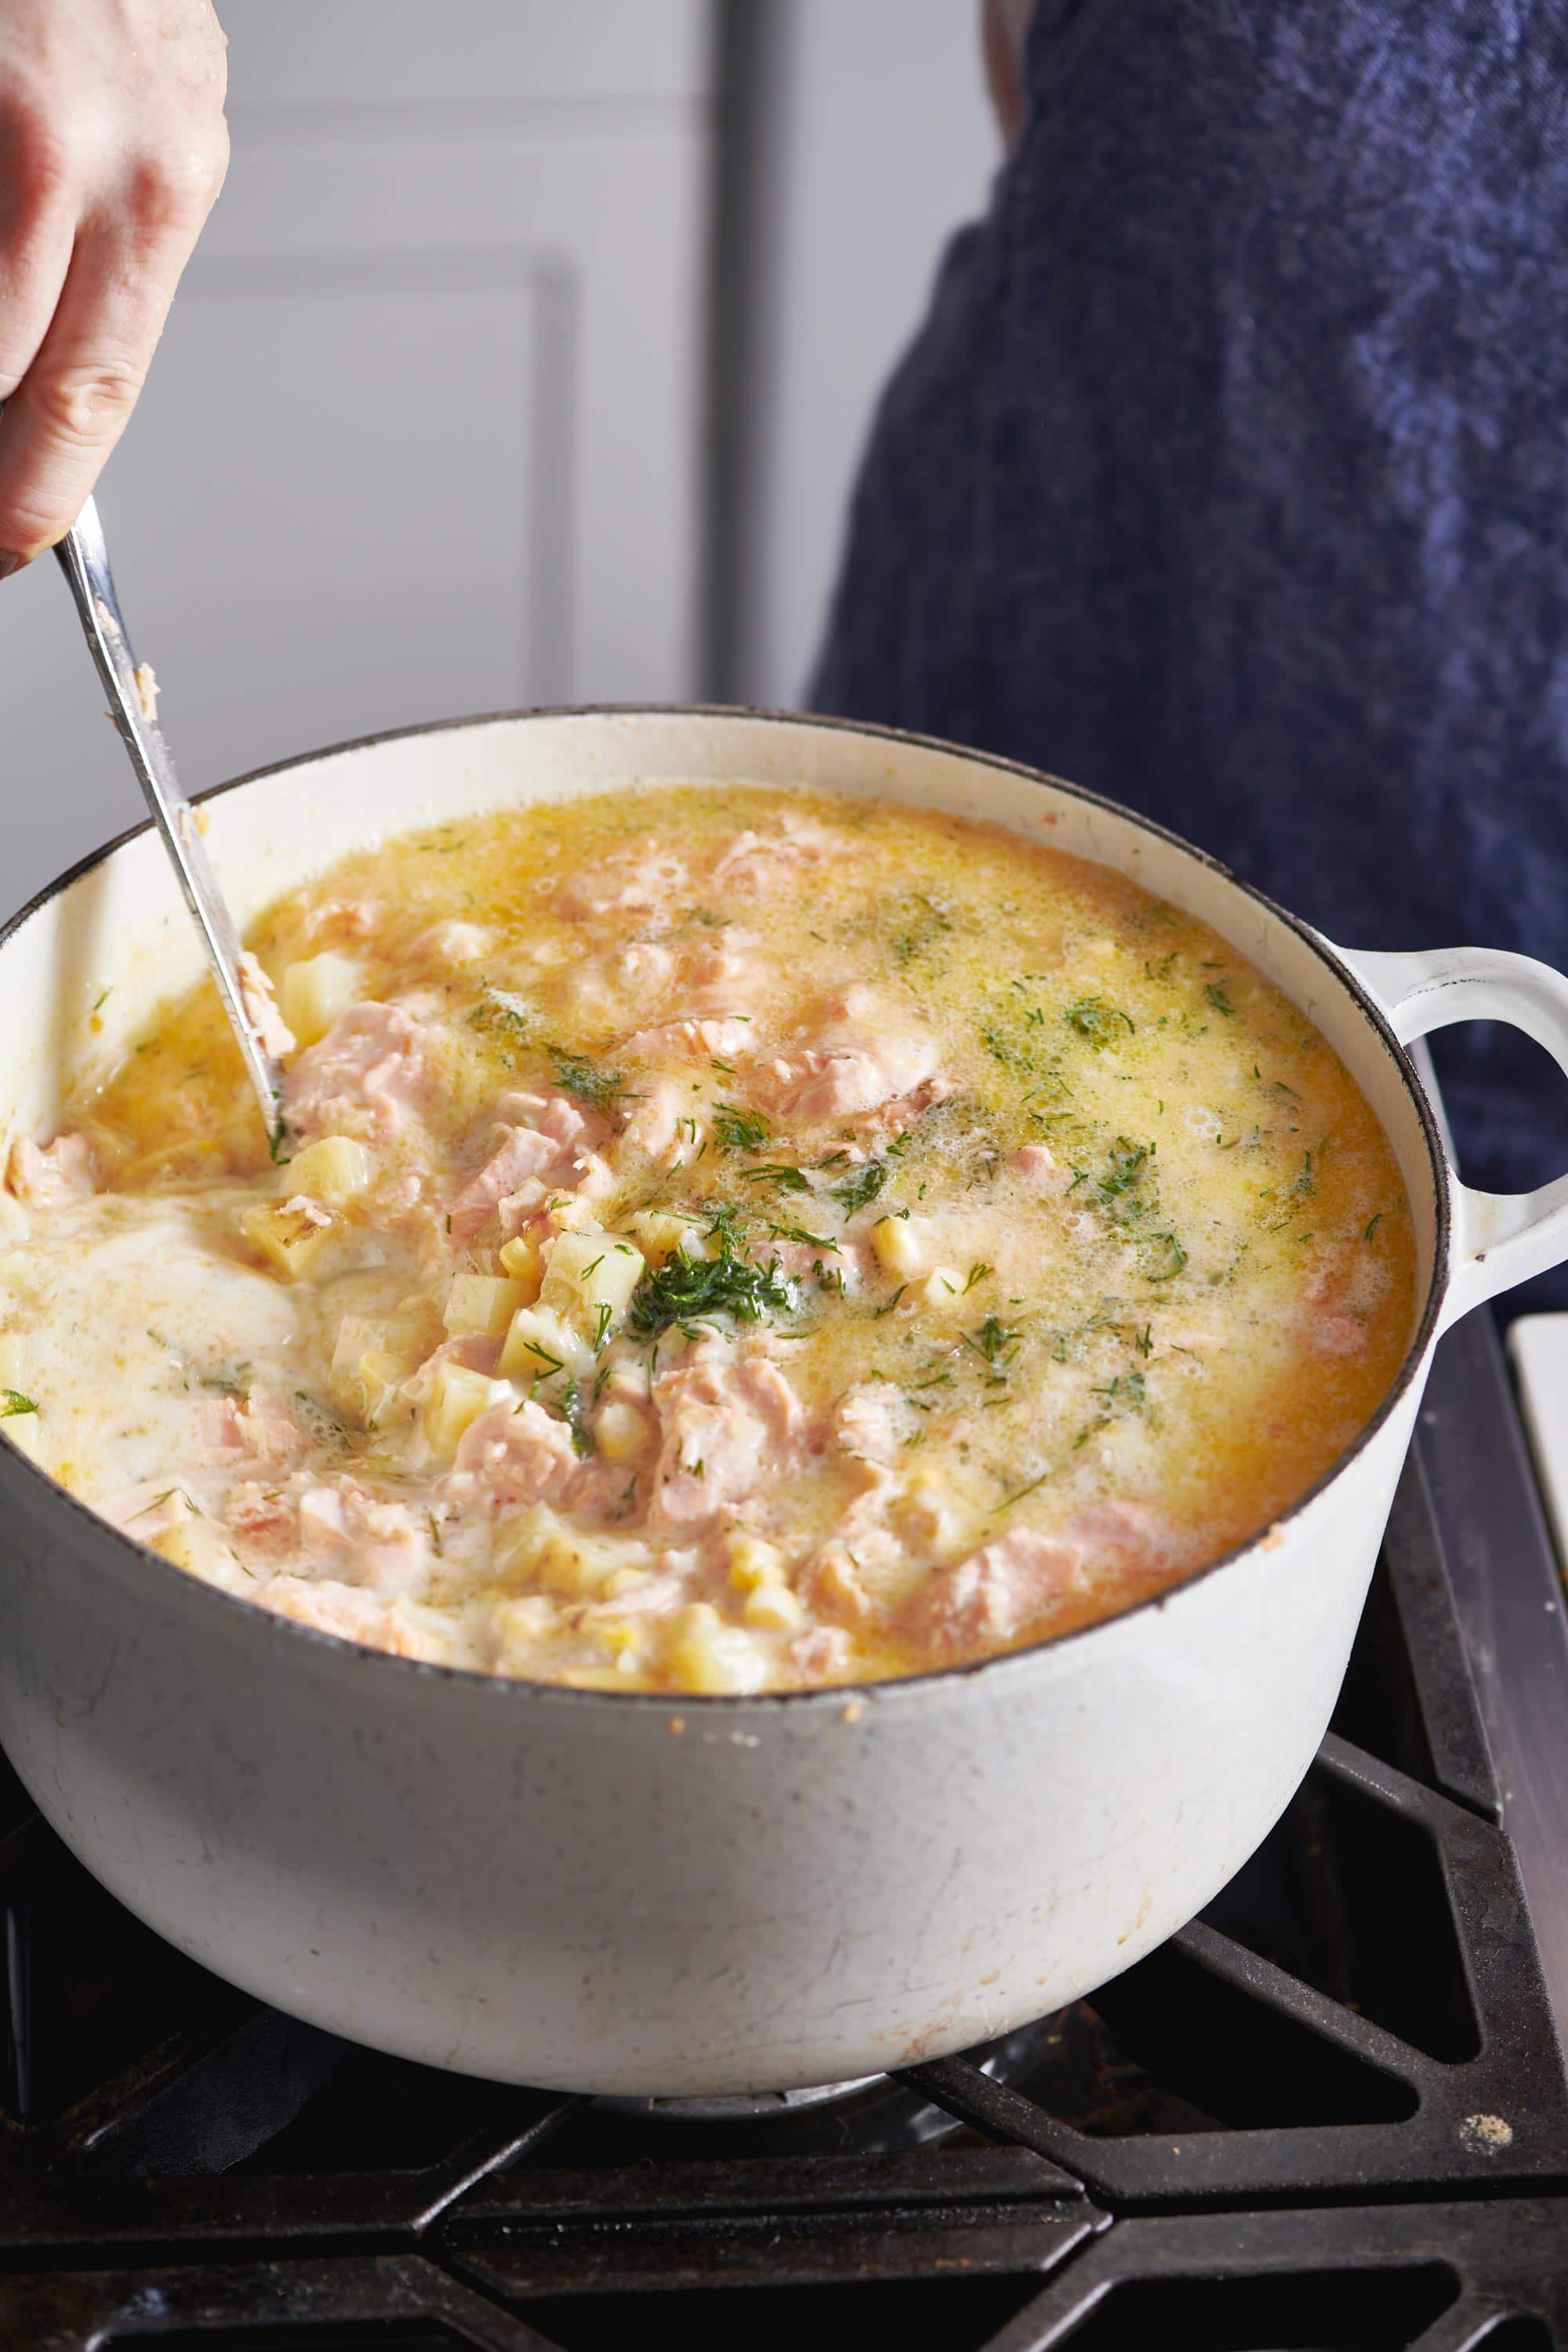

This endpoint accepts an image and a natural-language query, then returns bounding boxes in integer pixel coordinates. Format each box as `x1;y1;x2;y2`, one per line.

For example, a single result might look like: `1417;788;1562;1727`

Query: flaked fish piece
8;1132;96;1206
438;1398;578;1513
649;1343;804;1530
284;1000;426;1143
553;844;688;920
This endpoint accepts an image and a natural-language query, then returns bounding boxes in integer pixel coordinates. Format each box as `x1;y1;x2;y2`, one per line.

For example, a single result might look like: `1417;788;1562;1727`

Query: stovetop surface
4;1309;1568;2349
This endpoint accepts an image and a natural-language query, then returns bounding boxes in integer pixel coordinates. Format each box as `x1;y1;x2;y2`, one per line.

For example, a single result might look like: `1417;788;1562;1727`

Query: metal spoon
53;496;286;1149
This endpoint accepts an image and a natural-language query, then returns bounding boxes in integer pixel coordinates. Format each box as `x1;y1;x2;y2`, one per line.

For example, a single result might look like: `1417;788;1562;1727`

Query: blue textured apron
811;0;1568;1309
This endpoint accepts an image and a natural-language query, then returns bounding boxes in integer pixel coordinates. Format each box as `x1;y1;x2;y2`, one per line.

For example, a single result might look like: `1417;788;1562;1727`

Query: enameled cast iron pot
3;709;1568;2096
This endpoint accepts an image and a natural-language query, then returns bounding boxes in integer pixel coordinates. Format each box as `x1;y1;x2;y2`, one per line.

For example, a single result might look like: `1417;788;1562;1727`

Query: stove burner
4;1312;1568;2342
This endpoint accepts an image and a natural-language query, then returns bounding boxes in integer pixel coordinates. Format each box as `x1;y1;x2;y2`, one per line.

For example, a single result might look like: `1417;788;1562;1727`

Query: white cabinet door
0;0;713;915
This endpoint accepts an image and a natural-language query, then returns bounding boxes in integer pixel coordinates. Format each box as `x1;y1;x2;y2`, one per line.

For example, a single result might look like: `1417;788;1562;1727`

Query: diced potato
667;1603;769;1697
921;1266;965;1309
241;1196;335;1281
287;1134;372;1209
873;1214;927;1278
422;1360;504;1455
154;1510;251;1593
743;1581;803;1632
278;951;361;1047
727;1530;786;1592
498;1233;544;1301
444;1272;529;1340
2;1403;44;1463
596;1399;649;1462
540;1229;646;1351
628;1210;696;1266
499;1301;592;1382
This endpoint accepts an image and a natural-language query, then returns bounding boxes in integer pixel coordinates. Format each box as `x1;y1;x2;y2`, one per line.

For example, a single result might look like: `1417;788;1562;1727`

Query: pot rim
0;702;1451;1712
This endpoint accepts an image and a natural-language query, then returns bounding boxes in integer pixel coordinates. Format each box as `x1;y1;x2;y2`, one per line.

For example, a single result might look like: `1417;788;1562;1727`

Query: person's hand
0;0;227;577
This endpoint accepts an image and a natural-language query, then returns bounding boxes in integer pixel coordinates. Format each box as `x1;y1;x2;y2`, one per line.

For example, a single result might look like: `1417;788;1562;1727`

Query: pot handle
1329;942;1568;1327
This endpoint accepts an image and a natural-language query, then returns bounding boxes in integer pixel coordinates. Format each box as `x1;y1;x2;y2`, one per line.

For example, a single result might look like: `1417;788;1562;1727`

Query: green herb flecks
830;1159;889;1217
713;1103;770;1152
1;1388;38;1417
1062;996;1135;1046
739;1162;812;1194
1075;1367;1148;1449
548;1046;626;1112
963;1314;1020;1369
891;893;953;962
629;1232;797;1340
1203;982;1235;1018
560;1375;594;1459
1139;1231;1188;1282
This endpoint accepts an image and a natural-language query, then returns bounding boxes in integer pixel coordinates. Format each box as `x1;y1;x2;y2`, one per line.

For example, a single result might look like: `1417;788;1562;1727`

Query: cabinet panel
0;0;712;915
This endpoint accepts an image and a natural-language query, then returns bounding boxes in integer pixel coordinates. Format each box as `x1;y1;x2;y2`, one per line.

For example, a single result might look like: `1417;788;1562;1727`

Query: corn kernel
727;1530;785;1591
498;1233;544;1300
241;1196;335;1281
743;1581;803;1631
596;1399;650;1461
287;1134;372;1209
872;1214;926;1277
444;1272;529;1339
278;950;361;1047
422;1361;503;1455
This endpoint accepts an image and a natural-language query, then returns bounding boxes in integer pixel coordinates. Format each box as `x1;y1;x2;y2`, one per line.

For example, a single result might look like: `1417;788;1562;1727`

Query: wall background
0;1;996;919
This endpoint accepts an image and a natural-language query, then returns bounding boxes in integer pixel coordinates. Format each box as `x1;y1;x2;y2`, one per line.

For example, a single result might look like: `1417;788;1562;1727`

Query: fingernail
0;552;25;582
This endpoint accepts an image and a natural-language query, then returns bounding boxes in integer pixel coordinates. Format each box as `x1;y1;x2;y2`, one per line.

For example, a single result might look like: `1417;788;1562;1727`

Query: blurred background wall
0;0;995;916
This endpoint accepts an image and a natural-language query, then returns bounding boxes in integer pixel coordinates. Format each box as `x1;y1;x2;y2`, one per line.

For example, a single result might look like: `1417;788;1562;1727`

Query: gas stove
5;1305;1568;2347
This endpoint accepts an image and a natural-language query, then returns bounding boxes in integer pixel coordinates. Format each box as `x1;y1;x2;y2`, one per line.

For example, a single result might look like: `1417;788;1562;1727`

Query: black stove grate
5;1311;1568;2347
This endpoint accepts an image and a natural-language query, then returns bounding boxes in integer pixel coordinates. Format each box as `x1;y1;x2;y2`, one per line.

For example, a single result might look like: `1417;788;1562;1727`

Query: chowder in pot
2;781;1415;1693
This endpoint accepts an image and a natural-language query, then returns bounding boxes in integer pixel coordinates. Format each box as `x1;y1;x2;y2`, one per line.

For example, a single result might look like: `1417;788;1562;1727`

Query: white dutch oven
2;710;1567;2097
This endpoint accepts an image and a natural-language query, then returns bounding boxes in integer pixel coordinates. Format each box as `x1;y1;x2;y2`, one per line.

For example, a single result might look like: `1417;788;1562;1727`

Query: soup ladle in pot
52;495;287;1149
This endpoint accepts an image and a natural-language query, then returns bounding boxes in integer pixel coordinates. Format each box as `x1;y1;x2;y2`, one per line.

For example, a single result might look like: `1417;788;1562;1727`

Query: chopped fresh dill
592;1301;613;1355
1062;996;1135;1045
548;1046;626;1110
560;1375;593;1458
739;1162;812;1193
993;1469;1050;1514
829;1159;889;1216
629;1232;796;1339
963;1314;1019;1368
1365;1212;1382;1242
1;1388;38;1417
874;1284;908;1317
961;1262;993;1294
1203;982;1235;1017
768;1222;838;1253
1140;1231;1189;1282
713;1102;768;1150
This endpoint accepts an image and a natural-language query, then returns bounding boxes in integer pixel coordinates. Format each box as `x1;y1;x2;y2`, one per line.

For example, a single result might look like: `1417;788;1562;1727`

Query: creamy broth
0;786;1417;1692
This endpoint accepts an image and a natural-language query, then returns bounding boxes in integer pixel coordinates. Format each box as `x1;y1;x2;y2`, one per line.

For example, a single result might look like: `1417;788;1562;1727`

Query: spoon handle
53;499;286;1148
